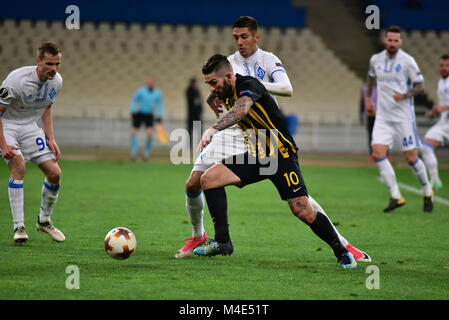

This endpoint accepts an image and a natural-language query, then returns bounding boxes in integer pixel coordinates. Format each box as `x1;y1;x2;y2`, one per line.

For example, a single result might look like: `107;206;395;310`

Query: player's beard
215;81;233;101
387;46;399;56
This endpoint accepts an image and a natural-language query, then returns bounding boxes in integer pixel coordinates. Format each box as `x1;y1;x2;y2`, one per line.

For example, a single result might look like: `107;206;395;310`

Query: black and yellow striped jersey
222;74;298;159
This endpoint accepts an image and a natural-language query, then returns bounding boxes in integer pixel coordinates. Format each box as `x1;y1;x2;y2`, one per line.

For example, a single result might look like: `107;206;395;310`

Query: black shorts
132;113;154;128
223;151;308;200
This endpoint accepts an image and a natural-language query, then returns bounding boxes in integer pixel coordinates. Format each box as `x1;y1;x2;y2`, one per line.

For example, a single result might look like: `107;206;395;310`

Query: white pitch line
376;177;449;206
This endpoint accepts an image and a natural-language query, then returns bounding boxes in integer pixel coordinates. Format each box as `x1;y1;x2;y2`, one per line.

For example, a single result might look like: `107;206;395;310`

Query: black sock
309;212;347;258
203;187;230;243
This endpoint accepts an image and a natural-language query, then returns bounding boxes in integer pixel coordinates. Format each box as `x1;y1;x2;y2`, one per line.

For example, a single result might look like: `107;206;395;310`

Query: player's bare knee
404;150;418;164
46;167;62;183
186;174;202;194
288;198;314;224
199;171;214;190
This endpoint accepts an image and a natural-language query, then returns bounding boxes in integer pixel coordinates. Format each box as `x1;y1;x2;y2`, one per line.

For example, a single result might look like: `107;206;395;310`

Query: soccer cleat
432;180;443;191
193;240;233;257
423;195;434;213
175;232;208;258
338;252;357;269
383;197;406;212
13;226;28;244
345;243;372;262
36;219;65;242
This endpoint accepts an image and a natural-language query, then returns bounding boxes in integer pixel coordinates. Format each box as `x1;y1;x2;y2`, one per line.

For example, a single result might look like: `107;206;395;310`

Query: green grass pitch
0;159;448;299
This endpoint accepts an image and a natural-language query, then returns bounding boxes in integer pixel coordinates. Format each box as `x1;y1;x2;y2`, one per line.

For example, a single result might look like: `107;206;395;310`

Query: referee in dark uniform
193;54;357;268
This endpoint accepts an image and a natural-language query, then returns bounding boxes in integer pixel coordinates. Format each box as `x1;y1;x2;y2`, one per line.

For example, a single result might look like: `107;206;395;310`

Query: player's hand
428;105;445;117
0;144;19;160
393;91;403;102
47;139;61;161
365;98;376;116
210;98;224;118
197;127;217;152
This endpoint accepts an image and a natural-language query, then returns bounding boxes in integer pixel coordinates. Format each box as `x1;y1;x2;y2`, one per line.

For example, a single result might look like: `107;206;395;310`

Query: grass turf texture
0;160;448;300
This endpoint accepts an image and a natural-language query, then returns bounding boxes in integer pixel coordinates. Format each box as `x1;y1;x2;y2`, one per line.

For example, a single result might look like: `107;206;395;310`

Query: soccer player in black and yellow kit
194;54;358;268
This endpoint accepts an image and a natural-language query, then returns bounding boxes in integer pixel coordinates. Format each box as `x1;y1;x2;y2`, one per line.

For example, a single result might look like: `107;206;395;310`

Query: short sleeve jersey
222;74;297;159
437;77;449;124
368;49;424;122
0;66;63;125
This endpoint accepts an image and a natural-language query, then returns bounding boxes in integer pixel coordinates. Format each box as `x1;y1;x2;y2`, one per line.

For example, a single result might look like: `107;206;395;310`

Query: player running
420;54;449;190
193;54;359;268
176;17;370;263
365;26;433;213
0;41;65;243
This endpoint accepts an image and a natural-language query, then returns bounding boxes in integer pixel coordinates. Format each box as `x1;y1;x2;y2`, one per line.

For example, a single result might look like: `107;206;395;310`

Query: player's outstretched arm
261;71;293;97
41;105;61;160
197;96;253;152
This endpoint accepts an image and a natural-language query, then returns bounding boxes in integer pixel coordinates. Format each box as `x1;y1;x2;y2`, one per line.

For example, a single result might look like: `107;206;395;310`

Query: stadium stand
0;19;362;124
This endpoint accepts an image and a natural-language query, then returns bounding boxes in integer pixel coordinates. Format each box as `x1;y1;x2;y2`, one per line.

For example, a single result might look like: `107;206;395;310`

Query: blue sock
130;136;138;156
144;138;153;157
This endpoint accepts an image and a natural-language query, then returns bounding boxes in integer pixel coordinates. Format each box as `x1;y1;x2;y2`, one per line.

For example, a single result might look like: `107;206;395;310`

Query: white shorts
371;118;420;151
424;121;449;145
1;121;55;165
192;127;247;172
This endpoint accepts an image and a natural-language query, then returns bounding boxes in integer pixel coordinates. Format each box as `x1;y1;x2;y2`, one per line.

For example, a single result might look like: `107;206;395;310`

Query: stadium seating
0;19;363;123
401;30;449;104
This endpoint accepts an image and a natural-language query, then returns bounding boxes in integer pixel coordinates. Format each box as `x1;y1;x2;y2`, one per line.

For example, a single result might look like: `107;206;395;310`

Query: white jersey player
176;16;371;263
420;54;449;190
0;41;66;243
366;26;433;213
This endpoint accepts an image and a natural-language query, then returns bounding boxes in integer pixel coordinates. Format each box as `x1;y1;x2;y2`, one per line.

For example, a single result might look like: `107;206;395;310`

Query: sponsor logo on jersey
275;63;283;67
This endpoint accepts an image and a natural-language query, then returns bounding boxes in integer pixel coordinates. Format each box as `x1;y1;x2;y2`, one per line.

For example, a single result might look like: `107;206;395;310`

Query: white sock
409;158;433;196
39;179;60;223
308;195;348;247
186;191;205;238
420;142;441;183
8;179;24;230
376;157;401;199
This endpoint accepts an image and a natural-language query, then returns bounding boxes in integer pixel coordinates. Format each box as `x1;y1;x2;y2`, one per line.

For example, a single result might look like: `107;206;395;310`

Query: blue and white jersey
437;76;449;124
228;48;286;88
0;66;62;125
368;49;424;122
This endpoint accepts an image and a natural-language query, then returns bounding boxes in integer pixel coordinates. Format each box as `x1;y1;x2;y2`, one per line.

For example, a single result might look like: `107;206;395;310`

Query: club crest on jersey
395;64;402;73
255;64;266;80
49;88;57;99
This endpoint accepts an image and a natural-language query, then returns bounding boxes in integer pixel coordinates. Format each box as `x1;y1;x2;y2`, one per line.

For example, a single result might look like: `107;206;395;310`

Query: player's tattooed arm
197;96;253;152
212;96;253;131
394;82;424;102
402;82;424;99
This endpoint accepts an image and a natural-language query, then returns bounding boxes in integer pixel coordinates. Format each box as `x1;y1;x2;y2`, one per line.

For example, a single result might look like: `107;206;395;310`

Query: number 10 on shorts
283;171;299;187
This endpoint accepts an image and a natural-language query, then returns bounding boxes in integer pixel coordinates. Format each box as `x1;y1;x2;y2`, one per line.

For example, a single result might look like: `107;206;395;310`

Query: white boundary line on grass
376;177;449;206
